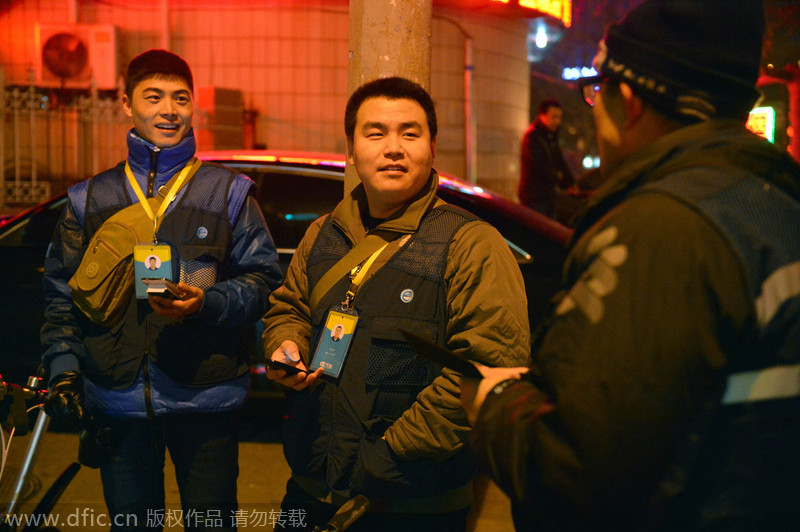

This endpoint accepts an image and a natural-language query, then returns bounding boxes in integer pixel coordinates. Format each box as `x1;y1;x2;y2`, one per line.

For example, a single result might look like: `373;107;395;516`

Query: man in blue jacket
41;50;282;531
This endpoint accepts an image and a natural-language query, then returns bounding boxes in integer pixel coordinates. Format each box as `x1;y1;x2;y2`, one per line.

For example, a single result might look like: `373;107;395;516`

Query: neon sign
562;67;597;80
746;106;776;143
520;1;571;27
491;0;572;27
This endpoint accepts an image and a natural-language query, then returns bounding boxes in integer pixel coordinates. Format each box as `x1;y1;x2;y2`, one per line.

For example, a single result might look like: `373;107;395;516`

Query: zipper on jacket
143;350;156;419
147;147;160;197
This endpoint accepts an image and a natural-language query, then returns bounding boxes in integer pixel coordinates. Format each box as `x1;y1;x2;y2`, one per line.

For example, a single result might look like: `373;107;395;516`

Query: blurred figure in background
517;99;575;218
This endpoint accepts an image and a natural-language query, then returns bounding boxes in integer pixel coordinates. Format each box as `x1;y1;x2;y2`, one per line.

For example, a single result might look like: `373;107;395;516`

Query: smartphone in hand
266;359;308;376
141;278;183;299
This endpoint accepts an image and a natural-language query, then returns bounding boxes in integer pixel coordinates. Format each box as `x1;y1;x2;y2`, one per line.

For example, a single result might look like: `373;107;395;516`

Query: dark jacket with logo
263;171;530;510
41;129;283;411
473;120;800;530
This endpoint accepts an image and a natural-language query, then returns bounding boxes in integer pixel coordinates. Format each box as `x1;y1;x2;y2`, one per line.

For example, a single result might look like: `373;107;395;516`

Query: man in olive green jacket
262;77;529;531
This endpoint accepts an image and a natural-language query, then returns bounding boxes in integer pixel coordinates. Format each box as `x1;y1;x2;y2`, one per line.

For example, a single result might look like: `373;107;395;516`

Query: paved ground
1;400;515;531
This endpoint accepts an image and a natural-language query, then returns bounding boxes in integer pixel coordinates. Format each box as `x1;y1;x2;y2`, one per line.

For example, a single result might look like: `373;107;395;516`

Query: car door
0;195;68;381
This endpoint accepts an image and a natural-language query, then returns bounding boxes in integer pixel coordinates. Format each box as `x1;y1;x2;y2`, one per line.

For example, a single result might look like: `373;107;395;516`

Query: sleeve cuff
47;353;81;385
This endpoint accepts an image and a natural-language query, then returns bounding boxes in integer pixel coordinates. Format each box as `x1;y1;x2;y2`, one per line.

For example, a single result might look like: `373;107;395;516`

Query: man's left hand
148;282;203;318
460;366;529;427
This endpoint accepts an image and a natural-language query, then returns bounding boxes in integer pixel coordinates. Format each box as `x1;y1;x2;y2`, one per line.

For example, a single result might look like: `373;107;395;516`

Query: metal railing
1;66;128;211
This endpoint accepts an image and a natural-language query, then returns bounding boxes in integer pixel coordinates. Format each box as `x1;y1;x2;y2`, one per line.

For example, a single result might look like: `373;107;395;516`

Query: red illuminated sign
520;0;571;27
491;0;572;27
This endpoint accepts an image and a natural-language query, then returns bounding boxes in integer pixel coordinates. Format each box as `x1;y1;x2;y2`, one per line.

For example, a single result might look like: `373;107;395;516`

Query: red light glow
520;0;572;27
278;156;346;167
230;154;279;162
491;0;572;27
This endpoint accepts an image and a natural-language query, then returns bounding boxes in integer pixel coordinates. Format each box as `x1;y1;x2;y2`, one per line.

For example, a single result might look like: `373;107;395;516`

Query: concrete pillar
345;0;433;192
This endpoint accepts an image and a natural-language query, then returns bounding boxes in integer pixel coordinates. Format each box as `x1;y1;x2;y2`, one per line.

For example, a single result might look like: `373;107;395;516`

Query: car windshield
218;163;343;251
0;196;67;246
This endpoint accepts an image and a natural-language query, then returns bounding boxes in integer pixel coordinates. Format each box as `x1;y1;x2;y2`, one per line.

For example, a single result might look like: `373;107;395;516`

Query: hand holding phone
142;278;183;300
266;359;308;376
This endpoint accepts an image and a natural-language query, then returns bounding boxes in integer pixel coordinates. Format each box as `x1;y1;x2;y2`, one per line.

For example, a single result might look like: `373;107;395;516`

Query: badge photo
310;309;359;379
133;244;174;298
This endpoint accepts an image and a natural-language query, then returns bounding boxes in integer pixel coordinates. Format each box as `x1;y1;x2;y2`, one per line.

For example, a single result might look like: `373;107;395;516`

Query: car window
220;164;344;251
0;196;67;247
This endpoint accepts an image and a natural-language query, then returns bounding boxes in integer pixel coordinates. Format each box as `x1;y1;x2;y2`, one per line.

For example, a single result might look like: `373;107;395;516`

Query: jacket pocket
177;244;226;289
364;318;440;421
364;318;439;391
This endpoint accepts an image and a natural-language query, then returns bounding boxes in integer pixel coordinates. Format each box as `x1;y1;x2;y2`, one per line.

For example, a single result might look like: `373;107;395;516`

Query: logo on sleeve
556;226;628;325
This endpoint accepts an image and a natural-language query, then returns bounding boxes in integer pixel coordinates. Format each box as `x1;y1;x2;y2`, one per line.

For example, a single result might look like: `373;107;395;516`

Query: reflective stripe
755;261;800;328
721;364;800;405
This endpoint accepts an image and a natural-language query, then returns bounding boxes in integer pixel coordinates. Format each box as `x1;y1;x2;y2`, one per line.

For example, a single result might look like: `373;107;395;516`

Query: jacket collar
331;169;441;243
534;120;558;140
573;120;800;241
126;128;197;189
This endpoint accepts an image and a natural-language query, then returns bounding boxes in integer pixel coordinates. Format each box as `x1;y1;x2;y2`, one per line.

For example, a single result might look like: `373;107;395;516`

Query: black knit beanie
600;0;764;123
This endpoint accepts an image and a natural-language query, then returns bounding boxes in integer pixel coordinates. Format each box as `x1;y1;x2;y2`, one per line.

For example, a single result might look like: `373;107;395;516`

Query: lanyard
124;158;200;242
342;242;389;308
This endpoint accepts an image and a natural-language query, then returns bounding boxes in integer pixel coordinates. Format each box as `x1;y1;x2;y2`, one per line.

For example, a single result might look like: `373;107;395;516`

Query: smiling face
347;97;436;218
122;75;193;148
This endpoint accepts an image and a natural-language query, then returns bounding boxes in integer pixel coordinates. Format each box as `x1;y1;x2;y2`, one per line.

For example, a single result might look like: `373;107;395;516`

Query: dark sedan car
0;151;569;385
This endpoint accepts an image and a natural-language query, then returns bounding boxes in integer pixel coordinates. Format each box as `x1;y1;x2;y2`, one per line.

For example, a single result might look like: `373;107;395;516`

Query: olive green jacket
263;170;530;462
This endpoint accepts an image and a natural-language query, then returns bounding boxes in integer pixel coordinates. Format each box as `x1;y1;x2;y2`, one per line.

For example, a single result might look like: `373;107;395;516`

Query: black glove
44;371;85;426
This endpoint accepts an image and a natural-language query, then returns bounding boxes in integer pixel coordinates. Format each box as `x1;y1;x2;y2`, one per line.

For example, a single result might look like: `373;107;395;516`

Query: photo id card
133;244;174;298
310;307;358;378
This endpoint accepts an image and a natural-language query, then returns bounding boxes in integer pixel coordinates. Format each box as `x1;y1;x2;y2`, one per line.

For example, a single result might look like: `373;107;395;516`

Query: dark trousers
281;477;469;532
99;412;239;531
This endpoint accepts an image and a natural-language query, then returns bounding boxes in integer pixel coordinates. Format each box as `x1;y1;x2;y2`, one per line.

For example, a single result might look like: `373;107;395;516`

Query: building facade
1;0;555;203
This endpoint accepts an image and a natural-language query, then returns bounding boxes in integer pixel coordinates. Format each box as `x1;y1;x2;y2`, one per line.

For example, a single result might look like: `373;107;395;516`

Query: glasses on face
577;75;611;107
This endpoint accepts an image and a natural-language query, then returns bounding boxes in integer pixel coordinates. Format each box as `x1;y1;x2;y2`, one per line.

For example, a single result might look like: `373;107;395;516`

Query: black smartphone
266;359;308;376
400;329;485;379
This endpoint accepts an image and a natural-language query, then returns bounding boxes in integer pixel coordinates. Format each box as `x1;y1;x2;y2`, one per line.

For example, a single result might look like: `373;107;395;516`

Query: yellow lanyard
343;242;389;308
124;158;200;241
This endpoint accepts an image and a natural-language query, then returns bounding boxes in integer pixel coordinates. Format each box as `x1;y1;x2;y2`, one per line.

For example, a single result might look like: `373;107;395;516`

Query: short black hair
125;49;193;99
344;77;437;142
537;99;562;116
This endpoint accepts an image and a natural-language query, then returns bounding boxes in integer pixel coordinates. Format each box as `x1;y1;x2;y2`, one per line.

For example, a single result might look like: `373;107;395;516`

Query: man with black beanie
461;0;800;530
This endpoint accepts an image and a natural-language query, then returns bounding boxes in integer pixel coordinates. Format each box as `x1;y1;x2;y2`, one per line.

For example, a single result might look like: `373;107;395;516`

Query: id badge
310;306;358;378
133;243;174;298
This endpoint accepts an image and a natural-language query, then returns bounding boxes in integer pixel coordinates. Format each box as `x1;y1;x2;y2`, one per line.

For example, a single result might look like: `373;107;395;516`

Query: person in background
461;0;800;529
41;49;283;531
517;99;575;218
263;76;529;531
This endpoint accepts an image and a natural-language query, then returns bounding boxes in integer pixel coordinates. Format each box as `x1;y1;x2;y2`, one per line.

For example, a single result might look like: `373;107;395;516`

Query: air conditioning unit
35;23;119;90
